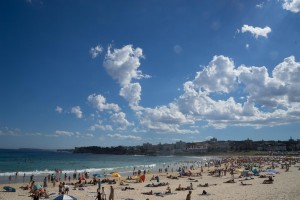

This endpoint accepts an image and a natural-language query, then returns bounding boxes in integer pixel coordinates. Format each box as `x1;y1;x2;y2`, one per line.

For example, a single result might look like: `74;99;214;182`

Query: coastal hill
62;138;300;156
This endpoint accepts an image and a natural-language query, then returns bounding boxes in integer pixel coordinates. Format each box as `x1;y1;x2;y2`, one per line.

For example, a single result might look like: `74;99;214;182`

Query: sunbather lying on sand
197;183;217;187
145;182;169;187
142;190;153;195
240;182;252;186
224;179;235;183
121;186;135;191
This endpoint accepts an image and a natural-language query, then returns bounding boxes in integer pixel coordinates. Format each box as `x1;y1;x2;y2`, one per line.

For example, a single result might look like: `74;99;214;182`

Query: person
64;184;69;195
224;179;235;183
240;181;252;186
165;185;171;194
176;184;184;191
98;178;101;190
262;176;274;184
95;191;101;200
186;190;192;200
43;177;47;188
58;182;63;195
202;190;207;195
189;182;193;190
109;185;114;200
142;190;153;195
8;175;12;183
33;190;40;200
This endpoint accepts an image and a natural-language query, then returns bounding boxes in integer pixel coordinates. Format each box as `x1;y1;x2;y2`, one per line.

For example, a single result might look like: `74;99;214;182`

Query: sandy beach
1;156;300;200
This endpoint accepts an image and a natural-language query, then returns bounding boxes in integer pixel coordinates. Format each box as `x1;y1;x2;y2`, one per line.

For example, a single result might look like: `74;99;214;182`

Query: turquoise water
0;149;215;184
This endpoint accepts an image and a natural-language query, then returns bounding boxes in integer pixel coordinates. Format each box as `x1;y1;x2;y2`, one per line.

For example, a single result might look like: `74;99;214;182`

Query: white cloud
175;55;300;129
193;55;237;93
256;2;264;8
90;124;113;131
137;103;197;134
87;94;120;112
110;112;134;130
103;45;150;87
54;130;79;137
98;44;300;132
90;45;103;59
119;83;142;110
71;106;83;119
241;25;271;39
107;133;141;140
55;106;63;113
282;0;300;13
246;44;250;49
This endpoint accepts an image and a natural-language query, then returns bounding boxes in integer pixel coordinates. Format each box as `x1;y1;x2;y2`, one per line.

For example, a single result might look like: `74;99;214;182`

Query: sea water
0;149;216;184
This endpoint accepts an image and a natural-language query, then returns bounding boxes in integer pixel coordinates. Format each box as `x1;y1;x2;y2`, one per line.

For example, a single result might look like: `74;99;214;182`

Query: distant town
68;138;300;156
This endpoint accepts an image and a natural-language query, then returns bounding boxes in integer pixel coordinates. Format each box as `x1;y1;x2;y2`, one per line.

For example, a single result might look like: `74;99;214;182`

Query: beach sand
1;158;300;200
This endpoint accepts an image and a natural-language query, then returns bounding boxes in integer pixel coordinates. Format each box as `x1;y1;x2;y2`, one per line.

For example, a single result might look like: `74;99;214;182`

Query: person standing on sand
109;185;114;200
186;190;192;200
101;187;106;200
98;178;101;190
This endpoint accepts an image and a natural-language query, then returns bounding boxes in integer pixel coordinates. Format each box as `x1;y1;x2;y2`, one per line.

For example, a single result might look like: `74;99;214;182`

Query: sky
1;0;300;149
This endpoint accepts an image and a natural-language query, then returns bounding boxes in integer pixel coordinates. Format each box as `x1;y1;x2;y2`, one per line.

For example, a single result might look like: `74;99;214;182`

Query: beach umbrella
52;194;77;200
93;173;103;178
33;184;42;190
111;172;121;177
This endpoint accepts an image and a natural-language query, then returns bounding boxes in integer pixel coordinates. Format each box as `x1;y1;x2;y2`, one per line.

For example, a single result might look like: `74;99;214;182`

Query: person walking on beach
101;187;106;200
109;185;114;200
186;190;192;200
95;190;101;200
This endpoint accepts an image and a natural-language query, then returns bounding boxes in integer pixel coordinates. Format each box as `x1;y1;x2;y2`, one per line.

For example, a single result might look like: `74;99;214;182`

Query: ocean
0;149;216;184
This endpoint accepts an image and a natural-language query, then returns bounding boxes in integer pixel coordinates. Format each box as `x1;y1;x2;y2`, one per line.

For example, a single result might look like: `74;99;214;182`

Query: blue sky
1;0;300;149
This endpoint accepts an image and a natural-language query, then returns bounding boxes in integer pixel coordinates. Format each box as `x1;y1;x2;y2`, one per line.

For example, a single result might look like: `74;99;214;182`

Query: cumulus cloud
110;112;134;130
71;106;83;119
119;83;142;110
175;55;300;129
90;45;103;58
102;45;151;109
98;44;300;132
87;94;120;112
107;133;141;140
103;45;150;87
193;55;237;93
241;25;271;38
282;0;300;13
55;106;63;113
136;103;198;134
